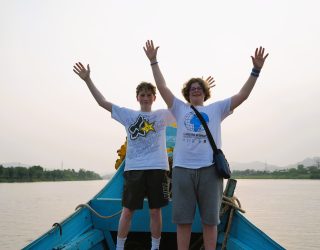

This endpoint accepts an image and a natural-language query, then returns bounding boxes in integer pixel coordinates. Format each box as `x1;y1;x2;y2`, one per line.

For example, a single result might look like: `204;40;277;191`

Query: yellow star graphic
141;121;155;133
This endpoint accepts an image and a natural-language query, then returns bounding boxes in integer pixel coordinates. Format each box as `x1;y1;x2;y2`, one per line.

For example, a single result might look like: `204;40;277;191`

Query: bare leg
149;208;162;238
177;224;192;250
203;224;217;250
117;207;134;238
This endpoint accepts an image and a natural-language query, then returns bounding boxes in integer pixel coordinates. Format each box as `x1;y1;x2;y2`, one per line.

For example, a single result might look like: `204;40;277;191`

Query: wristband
151;61;158;66
251;68;260;77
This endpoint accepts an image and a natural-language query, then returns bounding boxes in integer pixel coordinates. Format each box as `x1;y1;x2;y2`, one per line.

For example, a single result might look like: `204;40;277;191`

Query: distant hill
230;156;320;171
230;161;282;171
287;156;320;168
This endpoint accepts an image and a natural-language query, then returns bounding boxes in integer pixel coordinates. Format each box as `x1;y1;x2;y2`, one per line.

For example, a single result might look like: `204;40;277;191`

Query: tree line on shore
231;164;320;179
2;163;319;182
0;165;102;182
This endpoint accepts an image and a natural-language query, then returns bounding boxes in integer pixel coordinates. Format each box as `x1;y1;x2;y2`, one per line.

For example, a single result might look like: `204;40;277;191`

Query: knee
122;207;134;220
202;223;217;234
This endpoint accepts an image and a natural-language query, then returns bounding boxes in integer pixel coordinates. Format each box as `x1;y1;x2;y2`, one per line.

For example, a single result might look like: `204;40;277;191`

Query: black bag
213;149;231;179
191;105;231;179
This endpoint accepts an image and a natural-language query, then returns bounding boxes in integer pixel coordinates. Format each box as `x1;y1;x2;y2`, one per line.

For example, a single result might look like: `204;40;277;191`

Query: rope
220;195;245;250
75;195;244;249
75;203;122;219
220;196;245;215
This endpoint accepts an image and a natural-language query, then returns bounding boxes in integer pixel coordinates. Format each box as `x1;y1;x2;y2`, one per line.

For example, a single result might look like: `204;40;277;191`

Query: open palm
144;40;159;61
252;47;269;69
73;62;90;81
205;76;216;89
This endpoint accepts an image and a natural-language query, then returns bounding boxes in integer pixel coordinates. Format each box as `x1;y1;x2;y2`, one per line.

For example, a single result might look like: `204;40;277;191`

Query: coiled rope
220;195;245;215
75;203;122;219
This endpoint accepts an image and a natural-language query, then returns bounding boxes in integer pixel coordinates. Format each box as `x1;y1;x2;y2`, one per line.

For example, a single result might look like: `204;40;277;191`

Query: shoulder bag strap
190;105;219;154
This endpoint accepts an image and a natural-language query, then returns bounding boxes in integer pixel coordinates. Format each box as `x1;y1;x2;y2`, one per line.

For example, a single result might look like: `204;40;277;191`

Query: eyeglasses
190;87;203;92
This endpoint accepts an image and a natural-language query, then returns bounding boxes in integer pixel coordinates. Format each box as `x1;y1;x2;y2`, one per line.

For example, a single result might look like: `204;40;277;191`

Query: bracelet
150;61;158;66
251;68;260;77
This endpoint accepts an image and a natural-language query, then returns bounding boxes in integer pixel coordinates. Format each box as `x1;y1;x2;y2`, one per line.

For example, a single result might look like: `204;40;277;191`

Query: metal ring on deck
52;222;62;236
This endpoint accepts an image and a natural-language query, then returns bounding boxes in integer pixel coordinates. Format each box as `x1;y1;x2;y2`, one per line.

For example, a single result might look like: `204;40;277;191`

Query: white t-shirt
170;97;232;169
112;105;175;171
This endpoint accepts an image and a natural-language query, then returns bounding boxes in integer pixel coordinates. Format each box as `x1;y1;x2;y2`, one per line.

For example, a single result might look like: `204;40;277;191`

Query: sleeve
170;97;184;120
111;105;131;126
217;97;233;121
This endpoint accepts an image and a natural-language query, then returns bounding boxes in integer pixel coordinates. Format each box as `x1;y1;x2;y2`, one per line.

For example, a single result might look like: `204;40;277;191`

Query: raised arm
73;62;112;112
144;40;175;108
230;47;269;111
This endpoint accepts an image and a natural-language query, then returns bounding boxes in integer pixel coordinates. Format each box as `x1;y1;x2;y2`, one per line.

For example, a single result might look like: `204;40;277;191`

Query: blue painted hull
23;126;285;249
23;162;284;250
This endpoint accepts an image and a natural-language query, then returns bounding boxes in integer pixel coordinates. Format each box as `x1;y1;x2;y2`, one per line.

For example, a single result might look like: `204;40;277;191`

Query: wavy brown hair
181;78;211;103
136;82;156;97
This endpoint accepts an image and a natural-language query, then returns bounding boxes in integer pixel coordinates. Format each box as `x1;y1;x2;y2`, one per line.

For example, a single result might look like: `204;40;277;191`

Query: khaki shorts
172;165;223;225
122;169;169;210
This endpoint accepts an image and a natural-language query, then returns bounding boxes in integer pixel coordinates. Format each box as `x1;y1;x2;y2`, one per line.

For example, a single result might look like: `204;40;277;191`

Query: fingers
255;46;269;58
144;40;159;51
251;46;269;69
206;76;215;82
144;40;153;50
206;76;215;84
73;62;83;70
205;76;216;89
258;47;265;57
73;64;81;74
255;47;261;57
143;40;159;61
73;62;88;75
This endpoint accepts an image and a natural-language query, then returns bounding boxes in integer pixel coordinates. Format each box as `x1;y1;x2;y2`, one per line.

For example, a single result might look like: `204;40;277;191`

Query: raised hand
143;40;159;62
205;76;216;89
73;62;90;81
251;47;269;70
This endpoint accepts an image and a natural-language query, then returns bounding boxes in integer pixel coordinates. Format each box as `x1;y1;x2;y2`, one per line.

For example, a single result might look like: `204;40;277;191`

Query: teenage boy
73;62;175;250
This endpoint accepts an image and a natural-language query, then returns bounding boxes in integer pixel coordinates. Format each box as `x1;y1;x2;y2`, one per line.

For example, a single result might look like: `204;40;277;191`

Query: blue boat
23;126;285;250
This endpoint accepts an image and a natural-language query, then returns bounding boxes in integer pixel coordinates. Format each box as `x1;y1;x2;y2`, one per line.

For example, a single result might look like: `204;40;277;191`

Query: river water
0;179;319;250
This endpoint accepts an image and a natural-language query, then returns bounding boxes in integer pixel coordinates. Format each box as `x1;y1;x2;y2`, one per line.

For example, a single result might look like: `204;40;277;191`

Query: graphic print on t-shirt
182;111;209;144
184;111;209;132
128;114;155;140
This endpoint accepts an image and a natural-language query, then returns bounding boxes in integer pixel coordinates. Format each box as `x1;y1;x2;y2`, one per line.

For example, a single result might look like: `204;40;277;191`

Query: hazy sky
1;0;319;174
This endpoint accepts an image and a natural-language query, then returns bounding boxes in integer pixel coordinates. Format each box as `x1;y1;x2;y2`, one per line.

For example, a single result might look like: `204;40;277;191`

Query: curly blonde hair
181;78;211;103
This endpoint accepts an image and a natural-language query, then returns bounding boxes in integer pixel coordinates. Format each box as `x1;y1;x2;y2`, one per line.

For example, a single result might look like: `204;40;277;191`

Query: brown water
0;179;319;250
